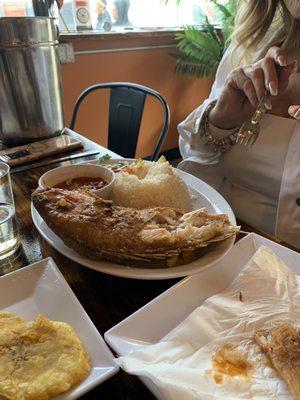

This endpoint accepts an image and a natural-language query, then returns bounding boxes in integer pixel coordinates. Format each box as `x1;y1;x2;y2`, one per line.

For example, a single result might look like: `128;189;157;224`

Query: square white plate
0;257;118;399
105;233;300;400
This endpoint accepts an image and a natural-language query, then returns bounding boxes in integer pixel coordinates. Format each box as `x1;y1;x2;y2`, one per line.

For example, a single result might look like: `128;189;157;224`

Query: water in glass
0;163;20;260
0;204;19;258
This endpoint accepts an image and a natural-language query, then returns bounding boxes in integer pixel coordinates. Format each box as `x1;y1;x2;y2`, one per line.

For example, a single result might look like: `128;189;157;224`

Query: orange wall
61;34;213;158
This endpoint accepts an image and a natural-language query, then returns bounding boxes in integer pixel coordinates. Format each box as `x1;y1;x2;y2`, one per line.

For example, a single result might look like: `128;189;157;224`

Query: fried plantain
0;312;91;400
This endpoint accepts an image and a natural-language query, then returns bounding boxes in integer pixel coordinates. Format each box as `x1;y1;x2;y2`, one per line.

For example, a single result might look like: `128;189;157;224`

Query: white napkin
116;246;300;400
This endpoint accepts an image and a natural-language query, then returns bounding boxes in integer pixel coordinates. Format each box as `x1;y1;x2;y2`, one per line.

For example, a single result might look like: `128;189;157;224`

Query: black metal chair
69;82;170;161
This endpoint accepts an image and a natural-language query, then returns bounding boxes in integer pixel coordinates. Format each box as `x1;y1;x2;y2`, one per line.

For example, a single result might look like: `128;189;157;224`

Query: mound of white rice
110;161;193;212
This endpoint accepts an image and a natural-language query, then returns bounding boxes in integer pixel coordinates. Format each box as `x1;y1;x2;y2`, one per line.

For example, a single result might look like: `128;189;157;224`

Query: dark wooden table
2;132;298;399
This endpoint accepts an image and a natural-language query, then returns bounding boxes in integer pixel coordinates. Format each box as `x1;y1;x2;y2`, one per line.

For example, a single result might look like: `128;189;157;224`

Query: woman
178;0;300;248
112;0;131;27
95;0;111;31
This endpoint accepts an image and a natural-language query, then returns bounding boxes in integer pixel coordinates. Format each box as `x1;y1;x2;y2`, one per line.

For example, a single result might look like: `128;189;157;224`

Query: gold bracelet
203;101;238;153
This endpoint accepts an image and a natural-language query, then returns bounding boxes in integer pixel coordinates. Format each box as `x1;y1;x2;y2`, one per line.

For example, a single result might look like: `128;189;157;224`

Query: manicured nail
288;105;300;116
264;99;272;110
269;81;277;96
277;55;287;66
295;110;300;120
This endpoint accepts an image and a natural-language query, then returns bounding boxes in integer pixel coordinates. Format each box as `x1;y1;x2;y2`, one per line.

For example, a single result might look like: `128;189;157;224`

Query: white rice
110;161;193;212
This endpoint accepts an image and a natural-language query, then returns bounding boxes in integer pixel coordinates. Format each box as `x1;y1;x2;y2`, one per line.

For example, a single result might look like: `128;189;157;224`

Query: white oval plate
31;159;236;280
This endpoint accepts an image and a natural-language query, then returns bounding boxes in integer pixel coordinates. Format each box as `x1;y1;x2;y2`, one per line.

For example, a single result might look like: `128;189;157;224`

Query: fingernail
269;81;278;96
295;110;300;120
264;99;272;110
288;105;300;116
277;55;287;66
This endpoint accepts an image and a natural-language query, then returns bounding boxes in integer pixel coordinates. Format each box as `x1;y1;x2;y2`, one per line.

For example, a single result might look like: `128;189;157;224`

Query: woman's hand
209;47;294;129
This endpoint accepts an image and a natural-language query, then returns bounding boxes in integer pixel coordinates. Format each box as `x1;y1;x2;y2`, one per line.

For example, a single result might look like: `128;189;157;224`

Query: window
0;0;224;33
0;0;34;17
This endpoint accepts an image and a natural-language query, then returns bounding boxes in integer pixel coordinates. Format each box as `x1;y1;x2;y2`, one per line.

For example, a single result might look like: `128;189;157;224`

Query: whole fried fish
254;324;300;400
32;188;238;264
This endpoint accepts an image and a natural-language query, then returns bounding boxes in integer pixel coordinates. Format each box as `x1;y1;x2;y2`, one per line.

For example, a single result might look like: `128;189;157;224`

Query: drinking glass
0;163;20;259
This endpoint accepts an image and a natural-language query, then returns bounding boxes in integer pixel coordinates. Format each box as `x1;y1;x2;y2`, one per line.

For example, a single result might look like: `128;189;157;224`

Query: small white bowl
38;163;115;199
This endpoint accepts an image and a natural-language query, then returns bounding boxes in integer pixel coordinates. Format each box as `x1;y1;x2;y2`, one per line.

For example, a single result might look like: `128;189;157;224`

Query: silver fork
236;91;268;147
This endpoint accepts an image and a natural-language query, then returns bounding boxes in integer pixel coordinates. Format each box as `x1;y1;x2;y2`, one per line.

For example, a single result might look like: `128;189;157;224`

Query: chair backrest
69;82;170;161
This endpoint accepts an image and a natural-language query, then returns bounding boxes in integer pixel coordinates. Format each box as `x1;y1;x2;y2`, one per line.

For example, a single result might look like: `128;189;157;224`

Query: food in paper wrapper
254;324;300;400
115;246;300;400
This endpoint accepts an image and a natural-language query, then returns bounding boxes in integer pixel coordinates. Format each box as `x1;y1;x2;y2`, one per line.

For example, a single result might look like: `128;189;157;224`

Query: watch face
76;7;90;24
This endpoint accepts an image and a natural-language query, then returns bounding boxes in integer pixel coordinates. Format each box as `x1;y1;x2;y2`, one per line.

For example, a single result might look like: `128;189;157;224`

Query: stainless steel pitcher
0;17;65;146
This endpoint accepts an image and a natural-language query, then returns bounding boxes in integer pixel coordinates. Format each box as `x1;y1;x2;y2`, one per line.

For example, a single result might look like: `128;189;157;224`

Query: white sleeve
178;49;233;165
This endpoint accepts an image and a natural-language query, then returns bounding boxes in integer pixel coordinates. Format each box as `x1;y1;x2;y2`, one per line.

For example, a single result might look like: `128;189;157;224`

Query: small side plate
0;258;118;399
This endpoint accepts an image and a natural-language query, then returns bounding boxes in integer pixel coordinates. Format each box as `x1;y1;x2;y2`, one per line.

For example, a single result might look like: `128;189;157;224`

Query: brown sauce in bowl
54;176;107;191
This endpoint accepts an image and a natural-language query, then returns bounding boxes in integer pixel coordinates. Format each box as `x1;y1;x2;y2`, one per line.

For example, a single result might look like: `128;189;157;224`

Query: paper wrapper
116;246;300;400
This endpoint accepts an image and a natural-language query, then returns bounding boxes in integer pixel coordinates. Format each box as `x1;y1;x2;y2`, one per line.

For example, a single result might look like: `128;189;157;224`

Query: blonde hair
231;0;300;64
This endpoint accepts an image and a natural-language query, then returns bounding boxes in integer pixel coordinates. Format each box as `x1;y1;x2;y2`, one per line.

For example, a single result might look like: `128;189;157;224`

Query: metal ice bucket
0;17;65;146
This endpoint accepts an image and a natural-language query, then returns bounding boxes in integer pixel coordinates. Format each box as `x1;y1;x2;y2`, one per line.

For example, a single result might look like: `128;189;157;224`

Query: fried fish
254;323;300;400
32;188;238;265
0;312;91;400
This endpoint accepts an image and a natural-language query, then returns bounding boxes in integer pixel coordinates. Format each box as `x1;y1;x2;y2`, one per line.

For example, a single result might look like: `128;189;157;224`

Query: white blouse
178;50;298;236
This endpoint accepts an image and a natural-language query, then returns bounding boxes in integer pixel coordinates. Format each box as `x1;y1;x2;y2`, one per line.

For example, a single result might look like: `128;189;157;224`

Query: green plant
165;0;237;78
